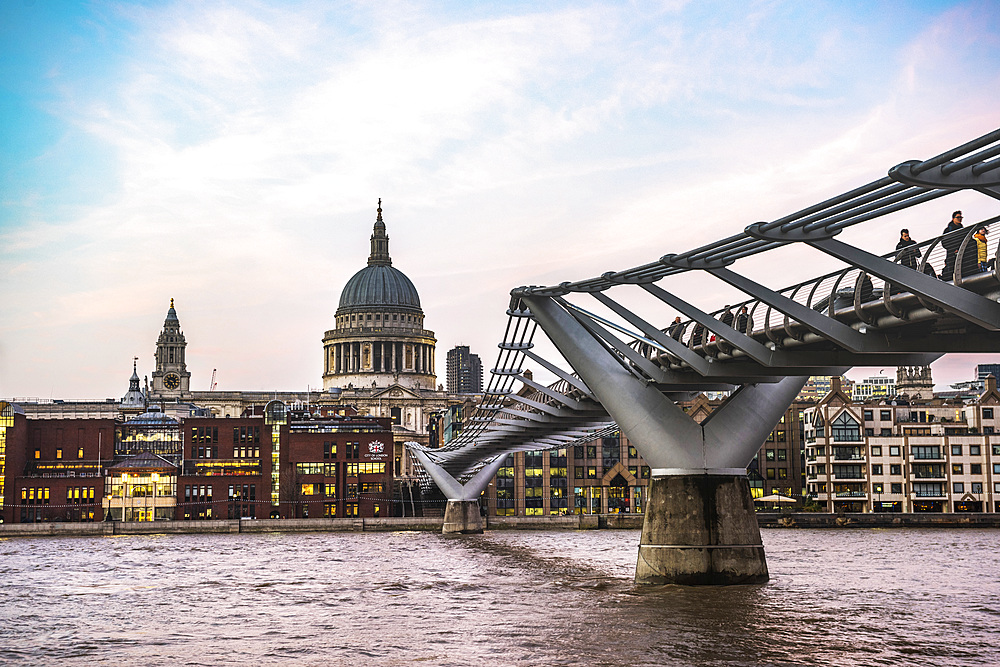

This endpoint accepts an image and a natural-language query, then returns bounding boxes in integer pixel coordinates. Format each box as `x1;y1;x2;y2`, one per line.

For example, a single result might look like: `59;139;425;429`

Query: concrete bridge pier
636;473;766;585
442;500;483;534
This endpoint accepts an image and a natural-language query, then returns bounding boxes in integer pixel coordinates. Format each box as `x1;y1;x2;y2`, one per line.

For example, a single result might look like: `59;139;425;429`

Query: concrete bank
756;512;1000;528
0;513;645;539
1;512;995;539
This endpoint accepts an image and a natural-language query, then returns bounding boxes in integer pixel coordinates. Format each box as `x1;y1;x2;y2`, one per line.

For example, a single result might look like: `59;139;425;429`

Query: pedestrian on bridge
941;210;964;280
736;305;750;334
668;316;683;340
896;228;920;270
975;226;989;273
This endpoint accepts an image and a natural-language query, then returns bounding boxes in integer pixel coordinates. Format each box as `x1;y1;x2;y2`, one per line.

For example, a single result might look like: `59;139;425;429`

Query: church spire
368;199;392;267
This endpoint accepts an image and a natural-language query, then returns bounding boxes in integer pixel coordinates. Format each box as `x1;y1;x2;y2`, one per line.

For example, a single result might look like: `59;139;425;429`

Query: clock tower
151;298;191;399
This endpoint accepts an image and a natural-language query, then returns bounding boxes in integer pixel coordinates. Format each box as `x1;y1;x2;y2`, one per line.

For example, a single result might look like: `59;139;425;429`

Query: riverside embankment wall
0;513;996;539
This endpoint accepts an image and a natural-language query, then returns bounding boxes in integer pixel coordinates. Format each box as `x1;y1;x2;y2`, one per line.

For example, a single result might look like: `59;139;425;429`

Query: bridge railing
617;214;1000;370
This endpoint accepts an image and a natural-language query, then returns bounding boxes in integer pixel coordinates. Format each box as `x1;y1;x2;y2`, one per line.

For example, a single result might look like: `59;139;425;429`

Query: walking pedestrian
975;226;989;273
941;211;964;280
667;316;682;341
735;305;749;334
895;229;919;270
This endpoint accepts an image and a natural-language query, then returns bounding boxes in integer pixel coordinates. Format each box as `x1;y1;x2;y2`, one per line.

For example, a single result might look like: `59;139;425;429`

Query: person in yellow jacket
974;226;989;273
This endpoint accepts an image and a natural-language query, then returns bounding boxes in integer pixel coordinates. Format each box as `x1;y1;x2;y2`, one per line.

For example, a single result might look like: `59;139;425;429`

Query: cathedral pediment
373;384;422;400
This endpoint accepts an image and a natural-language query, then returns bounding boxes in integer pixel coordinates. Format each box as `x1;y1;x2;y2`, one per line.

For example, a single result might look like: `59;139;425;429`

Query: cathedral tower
151;299;191;399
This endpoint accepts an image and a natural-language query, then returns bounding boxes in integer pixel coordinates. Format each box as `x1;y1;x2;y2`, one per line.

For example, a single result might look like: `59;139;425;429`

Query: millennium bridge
407;127;1000;585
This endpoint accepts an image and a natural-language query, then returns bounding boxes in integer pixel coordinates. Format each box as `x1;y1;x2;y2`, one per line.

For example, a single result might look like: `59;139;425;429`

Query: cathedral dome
339;265;421;311
336;201;422;314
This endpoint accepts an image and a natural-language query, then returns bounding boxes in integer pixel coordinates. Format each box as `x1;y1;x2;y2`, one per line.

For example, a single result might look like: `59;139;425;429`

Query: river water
0;528;997;666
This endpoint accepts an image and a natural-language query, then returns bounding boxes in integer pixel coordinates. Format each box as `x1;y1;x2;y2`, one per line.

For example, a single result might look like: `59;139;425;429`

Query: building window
56;449;62;459
880;428;892;436
864;410;873;421
912;445;940;460
78;447;84;459
986;427;996;435
970;445;981;456
777;468;788;479
951;445;962;456
971;482;983;494
971;463;982;475
865;428;875;436
872;464;883;475
766;449;775;461
889;446;901;457
766;468;776;479
777;449;787;461
831;412;861;442
891;483;903;494
872;483;883;494
871;446;882;456
952;464;963;474
881;410;891;421
984;408;994;419
953;482;964;493
890;464;902;475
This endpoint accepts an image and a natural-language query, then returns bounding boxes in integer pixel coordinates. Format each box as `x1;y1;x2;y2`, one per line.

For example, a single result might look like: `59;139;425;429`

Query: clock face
163;373;181;390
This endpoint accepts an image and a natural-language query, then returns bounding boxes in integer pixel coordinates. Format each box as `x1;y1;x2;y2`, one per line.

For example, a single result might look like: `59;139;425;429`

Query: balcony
835;491;867;498
832;473;866;480
832;454;865;461
911;464;945;480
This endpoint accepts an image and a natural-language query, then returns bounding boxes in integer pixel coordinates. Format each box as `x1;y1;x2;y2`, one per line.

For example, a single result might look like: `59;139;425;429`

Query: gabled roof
818;375;852;408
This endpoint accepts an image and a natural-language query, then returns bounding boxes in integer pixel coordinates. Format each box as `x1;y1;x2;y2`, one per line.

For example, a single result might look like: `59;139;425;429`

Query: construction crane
210;369;217;391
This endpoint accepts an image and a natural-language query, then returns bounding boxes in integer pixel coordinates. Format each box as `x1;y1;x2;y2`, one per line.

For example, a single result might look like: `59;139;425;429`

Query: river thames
0;528;997;666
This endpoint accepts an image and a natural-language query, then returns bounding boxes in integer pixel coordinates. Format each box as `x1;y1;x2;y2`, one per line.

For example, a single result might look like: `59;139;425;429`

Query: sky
2;0;1000;399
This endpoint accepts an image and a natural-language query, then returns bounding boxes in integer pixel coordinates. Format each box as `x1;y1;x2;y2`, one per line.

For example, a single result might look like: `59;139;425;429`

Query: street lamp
151;473;159;522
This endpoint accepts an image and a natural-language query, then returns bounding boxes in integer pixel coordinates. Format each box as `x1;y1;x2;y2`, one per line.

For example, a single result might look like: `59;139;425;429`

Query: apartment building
805;376;1000;512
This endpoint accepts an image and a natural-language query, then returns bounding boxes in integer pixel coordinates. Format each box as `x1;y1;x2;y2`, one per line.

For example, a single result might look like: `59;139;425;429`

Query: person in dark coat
667;316;682;341
691;323;705;347
720;306;735;328
735;305;750;334
896;228;919;270
941;211;964;280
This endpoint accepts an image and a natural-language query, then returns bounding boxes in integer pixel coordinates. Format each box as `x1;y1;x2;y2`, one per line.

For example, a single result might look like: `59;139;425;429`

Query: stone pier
442;500;483;534
635;474;767;585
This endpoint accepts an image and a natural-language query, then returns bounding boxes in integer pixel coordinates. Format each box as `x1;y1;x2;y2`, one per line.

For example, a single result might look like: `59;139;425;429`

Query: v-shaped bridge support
523;294;807;584
411;449;510;534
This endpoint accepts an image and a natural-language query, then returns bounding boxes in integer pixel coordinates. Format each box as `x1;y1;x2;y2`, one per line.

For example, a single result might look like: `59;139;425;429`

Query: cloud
4;1;1000;397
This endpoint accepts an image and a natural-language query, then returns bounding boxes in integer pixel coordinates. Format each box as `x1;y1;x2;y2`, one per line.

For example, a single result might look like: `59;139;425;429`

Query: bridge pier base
442;500;483;534
635;474;767;585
